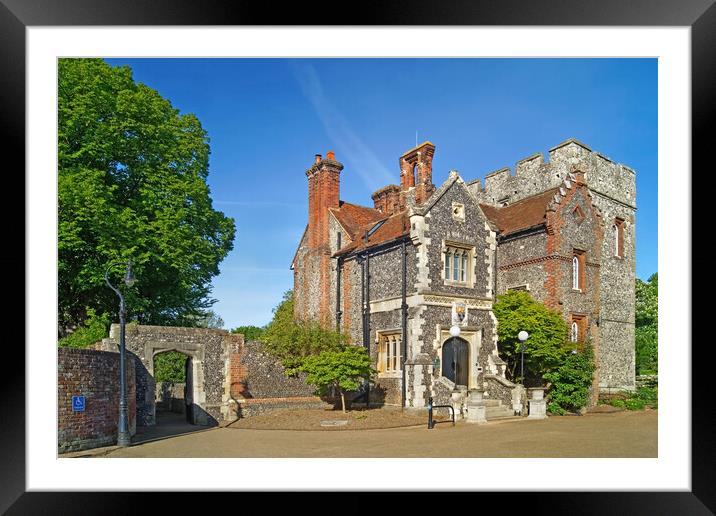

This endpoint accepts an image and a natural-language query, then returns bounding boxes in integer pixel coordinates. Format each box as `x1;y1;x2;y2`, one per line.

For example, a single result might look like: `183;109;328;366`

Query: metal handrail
427;396;456;429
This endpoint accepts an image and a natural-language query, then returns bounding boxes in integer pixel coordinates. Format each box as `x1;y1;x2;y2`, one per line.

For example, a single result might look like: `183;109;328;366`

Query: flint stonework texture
293;138;637;412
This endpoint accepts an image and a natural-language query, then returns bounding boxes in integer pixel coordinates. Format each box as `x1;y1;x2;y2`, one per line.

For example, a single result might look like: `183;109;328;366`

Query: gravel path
101;408;657;458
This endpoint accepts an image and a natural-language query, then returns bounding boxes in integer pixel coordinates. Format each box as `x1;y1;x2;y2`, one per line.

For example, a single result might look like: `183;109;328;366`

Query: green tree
57;308;110;348
299;346;376;413
635;273;658;374
187;310;225;329
58;58;235;334
259;290;346;375
493;290;572;384
544;343;596;415
231;325;266;341
153;351;188;383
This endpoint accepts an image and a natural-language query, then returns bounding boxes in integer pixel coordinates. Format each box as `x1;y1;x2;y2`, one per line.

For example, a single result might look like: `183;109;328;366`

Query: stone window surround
375;328;402;378
441;239;477;288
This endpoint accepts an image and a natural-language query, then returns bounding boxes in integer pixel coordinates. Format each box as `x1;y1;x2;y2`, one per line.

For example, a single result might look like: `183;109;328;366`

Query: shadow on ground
132;411;214;445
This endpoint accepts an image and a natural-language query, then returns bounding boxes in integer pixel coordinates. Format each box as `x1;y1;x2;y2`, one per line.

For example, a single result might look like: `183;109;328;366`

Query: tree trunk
340;390;346;413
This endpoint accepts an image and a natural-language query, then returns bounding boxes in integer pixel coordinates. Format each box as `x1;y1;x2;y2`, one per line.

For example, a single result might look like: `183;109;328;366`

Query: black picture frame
3;0;708;513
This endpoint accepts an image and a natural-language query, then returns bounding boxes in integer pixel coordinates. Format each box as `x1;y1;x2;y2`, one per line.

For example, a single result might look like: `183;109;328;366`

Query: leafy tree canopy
493;290;572;384
231;325;266;341
58;58;235;333
186;310;225;329
58;307;110;348
153;351;188;383
635;273;658;374
259;290;346;375
299;346;375;413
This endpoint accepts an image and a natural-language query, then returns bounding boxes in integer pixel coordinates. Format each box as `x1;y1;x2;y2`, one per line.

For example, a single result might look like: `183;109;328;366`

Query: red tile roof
334;209;410;256
329;201;385;240
480;188;559;237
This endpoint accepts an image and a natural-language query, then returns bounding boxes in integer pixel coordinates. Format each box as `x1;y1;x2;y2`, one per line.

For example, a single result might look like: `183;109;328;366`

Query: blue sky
104;58;657;330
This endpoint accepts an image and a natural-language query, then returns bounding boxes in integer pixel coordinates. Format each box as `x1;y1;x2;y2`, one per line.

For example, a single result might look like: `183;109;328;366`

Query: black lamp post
105;259;136;447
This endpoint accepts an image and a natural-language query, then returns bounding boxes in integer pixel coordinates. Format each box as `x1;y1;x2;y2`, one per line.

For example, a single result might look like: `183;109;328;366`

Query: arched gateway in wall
100;324;244;426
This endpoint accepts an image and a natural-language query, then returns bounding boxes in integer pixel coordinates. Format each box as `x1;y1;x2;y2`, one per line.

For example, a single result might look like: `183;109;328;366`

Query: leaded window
444;245;472;285
378;333;402;373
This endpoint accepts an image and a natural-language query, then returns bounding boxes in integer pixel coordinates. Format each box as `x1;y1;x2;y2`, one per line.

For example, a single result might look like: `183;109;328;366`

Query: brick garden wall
58;347;136;453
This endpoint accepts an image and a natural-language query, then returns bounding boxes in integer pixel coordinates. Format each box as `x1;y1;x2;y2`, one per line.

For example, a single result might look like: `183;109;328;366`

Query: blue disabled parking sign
72;395;86;412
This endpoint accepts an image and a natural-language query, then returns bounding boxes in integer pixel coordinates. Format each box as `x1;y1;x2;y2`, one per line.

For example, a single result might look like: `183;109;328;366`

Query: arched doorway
442;337;469;386
153;350;193;425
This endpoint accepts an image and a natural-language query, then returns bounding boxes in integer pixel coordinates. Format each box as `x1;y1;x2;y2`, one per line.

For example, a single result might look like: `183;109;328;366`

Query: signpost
72;395;86;412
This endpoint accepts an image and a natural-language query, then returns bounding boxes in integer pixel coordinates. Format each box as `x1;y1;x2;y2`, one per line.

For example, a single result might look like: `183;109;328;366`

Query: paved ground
93;408;657;458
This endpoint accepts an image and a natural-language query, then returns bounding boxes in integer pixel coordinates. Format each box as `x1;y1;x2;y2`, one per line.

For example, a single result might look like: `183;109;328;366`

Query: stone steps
485;406;516;419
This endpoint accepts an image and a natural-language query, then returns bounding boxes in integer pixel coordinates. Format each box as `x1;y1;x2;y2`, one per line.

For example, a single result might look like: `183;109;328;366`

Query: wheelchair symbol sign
72;395;86;412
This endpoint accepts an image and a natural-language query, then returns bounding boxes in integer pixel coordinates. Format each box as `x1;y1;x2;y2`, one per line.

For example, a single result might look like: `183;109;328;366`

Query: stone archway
101;324;243;427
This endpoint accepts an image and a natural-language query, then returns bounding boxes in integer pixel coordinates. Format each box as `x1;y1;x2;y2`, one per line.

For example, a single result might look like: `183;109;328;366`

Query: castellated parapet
468;138;636;211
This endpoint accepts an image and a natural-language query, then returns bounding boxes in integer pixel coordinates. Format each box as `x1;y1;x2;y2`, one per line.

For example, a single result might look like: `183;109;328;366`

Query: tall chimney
400;141;436;206
306;150;344;251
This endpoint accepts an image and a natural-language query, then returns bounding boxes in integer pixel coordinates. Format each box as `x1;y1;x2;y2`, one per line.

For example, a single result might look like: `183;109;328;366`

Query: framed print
4;0;711;513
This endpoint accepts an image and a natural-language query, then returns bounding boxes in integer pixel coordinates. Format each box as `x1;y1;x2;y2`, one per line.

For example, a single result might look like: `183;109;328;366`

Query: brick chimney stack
306;150;344;250
400;141;436;206
371;184;401;215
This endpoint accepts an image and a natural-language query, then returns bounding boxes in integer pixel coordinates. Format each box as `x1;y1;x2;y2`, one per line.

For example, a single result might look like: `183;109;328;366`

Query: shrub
635;386;658;408
625;398;646;410
544;343;596;414
493;290;572;383
57;308;110;348
610;399;626;408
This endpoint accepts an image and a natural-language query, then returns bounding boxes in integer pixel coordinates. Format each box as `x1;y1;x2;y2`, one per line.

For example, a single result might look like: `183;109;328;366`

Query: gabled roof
334;210;410;257
479;188;560;237
328;201;385;241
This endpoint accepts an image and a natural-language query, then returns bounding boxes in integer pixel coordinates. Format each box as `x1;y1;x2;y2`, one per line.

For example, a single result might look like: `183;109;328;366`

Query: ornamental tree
493;290;572;384
299;346;376;413
58;58;235;334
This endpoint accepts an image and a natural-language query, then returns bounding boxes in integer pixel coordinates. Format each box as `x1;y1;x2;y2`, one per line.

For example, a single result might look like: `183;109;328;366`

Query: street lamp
105;259;136;447
518;330;529;385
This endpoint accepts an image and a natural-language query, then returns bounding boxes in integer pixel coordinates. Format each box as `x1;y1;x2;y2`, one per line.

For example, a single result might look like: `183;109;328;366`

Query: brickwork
58;347;137;453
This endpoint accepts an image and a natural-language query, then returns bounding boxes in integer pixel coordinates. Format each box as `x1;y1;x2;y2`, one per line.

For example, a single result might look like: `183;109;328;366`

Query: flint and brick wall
58;347;136;453
229;339;330;417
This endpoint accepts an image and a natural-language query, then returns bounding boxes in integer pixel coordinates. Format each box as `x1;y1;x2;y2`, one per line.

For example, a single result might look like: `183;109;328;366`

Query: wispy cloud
291;62;394;192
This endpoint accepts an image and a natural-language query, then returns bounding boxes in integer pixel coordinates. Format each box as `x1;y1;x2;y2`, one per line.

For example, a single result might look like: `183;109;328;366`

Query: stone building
291;139;636;412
